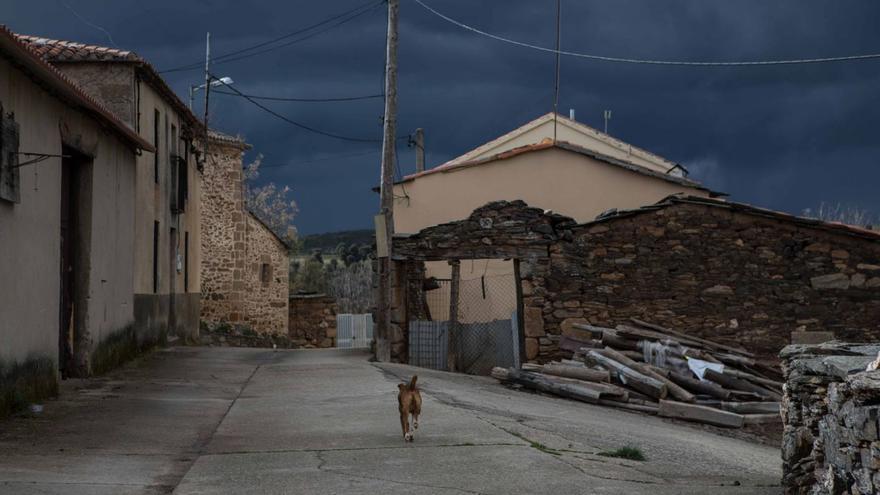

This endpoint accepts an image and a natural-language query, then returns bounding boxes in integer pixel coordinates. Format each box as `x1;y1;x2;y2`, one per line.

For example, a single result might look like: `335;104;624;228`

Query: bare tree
326;260;374;313
803;202;875;228
244;154;298;243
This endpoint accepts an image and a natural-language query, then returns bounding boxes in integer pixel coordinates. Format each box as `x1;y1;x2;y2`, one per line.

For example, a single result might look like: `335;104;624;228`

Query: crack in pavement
311;450;489;495
166;362;263;491
199;442;524;457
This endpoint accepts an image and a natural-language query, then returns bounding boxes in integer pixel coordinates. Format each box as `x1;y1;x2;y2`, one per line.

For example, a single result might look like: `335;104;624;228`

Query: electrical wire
213;89;384;102
257;149;380;169
216;76;383;143
160;0;384;73
414;0;880;67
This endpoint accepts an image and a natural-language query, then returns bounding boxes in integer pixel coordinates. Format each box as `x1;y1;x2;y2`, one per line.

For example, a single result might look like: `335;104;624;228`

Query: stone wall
780;342;880;494
393;198;880;364
550;201;880;359
200;133;290;335
289;294;337;348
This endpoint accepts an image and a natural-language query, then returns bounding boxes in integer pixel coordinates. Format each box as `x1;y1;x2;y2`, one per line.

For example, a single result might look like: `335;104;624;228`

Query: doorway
59;146;91;378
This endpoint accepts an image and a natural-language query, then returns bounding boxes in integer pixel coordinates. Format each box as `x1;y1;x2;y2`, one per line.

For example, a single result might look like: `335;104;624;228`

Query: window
153;109;160;183
152;221;159;293
260;263;272;287
0;108;20;203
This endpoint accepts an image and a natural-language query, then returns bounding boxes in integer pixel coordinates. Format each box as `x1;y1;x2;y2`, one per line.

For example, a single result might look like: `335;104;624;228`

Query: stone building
0;27;153;411
200;131;290;334
390;196;880;364
16;33;205;344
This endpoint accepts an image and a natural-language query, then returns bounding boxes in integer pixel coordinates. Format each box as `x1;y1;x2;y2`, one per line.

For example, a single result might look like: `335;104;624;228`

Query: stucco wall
392;147;710;235
451;115;675;174
54;62;203;341
0;56;136;368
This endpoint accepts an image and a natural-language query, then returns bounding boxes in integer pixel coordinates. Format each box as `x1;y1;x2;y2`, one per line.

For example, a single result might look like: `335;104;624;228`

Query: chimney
569;108;575;120
414;128;425;173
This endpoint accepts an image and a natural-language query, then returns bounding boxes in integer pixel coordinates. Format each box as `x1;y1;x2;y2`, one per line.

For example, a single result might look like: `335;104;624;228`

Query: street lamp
189;76;233;109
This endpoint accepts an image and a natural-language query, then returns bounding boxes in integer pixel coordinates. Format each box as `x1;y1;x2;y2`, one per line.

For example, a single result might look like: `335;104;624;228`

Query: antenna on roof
603;110;612;134
552;0;561;142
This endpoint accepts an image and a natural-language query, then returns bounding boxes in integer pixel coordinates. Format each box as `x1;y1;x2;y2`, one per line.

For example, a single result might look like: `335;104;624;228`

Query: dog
397;375;422;442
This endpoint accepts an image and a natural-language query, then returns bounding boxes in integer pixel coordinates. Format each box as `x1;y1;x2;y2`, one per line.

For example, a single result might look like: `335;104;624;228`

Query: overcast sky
4;1;880;234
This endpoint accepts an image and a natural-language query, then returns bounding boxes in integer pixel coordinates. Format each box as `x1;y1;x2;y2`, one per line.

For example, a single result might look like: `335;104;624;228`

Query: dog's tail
408;375;418;390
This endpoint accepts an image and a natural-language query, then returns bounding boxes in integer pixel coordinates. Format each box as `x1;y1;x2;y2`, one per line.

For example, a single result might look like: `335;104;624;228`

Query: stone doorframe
387;200;577;364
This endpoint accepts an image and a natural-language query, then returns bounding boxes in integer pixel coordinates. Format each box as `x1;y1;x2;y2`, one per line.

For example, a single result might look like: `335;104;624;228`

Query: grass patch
597;446;646;461
505;429;561;456
0;355;58;417
90;325;142;375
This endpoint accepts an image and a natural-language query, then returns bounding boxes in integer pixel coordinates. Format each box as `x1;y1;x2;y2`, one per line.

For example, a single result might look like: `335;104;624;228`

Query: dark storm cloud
4;0;880;233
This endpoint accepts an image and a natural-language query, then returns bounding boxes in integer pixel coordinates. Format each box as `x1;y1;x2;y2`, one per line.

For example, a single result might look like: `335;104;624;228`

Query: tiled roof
208;129;251;149
13;32;201;130
14;34;139;62
0;25;153;152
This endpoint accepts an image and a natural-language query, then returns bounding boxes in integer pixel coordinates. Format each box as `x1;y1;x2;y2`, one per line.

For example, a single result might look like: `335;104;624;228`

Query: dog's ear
408;375;418;390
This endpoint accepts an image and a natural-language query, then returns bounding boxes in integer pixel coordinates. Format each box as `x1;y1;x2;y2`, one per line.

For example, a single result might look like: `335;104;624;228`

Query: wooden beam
658;400;744;428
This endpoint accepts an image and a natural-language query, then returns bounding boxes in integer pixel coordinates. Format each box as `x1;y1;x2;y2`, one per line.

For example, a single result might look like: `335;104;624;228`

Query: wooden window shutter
0;107;21;203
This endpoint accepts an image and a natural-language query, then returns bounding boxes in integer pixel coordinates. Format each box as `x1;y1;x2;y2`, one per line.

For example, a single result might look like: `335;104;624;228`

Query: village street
0;347;780;494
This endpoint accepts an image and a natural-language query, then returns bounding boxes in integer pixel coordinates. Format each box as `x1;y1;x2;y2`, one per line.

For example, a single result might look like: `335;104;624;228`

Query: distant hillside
300;229;374;253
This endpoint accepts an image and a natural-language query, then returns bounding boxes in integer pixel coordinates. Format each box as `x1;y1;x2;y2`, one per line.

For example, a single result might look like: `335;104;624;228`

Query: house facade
200;131;290;335
16;34;204;344
0;28;153;411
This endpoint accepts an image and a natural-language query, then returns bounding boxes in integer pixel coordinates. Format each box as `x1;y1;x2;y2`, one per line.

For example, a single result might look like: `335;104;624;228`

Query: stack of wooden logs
491;318;783;428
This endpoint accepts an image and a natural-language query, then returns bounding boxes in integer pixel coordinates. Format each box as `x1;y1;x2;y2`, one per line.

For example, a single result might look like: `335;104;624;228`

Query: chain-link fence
408;268;521;376
451;274;520;375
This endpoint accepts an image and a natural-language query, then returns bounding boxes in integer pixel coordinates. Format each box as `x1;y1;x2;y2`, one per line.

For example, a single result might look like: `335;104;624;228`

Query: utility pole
201;32;211;165
376;0;398;362
414;128;425;173
552;0;561;142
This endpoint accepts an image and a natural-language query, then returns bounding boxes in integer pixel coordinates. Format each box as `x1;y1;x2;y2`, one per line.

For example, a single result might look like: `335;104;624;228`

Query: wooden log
720;402;781;415
559;334;597;353
600;330;640;352
658;400;745;428
491;367;602;403
570;323;615;337
728;391;769;402
540;364;610;383
596;348;695;403
597;399;658;414
586;350;668;400
629;318;754;357
721;368;783;391
533;373;628;400
668;371;732;400
742;413;782;425
704;369;782;401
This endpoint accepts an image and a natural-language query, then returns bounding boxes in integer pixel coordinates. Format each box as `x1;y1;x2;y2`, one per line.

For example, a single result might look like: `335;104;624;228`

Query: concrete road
0;347;782;494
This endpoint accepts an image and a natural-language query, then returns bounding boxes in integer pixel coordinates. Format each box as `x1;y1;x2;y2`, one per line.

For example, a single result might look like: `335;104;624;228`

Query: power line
216;76;383;143
257;149;380;169
213;89;384;102
160;0;383;73
414;0;880;67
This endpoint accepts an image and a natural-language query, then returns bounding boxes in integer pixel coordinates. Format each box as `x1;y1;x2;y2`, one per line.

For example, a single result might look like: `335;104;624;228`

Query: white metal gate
336;314;373;349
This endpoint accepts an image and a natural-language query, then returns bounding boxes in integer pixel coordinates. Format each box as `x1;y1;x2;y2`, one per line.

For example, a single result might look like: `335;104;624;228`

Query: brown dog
397;375;422;442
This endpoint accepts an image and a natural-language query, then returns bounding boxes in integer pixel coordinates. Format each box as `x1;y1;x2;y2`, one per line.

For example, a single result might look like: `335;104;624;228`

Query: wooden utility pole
414;128;425;173
201;32;211;164
376;0;399;362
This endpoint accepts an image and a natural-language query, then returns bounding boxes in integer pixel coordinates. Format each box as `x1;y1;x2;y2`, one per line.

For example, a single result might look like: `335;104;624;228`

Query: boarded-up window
0;108;20;203
261;263;272;287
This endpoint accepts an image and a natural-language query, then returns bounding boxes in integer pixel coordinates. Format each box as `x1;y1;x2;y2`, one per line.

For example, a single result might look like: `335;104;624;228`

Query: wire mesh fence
451;274;520;375
408;269;521;376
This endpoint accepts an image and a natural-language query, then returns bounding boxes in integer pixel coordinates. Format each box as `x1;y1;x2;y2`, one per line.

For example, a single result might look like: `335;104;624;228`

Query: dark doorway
59;146;91;378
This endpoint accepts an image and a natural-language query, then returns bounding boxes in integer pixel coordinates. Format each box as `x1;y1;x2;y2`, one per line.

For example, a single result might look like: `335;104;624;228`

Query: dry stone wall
393;199;880;364
549;202;880;359
780;342;880;494
289;294;337;348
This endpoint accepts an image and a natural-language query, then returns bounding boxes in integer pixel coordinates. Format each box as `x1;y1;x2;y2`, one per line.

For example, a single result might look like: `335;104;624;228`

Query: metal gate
336;313;373;349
